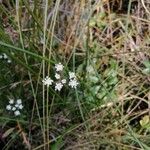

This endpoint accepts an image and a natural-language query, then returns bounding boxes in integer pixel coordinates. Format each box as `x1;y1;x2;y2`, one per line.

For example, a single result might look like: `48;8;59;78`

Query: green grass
0;0;150;149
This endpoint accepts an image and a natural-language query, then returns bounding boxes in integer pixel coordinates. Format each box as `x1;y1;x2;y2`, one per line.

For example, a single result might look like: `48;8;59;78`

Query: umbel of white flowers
6;99;23;116
0;53;11;63
42;62;79;91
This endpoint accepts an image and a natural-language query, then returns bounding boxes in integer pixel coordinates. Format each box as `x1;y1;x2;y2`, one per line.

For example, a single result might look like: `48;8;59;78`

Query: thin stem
42;0;48;149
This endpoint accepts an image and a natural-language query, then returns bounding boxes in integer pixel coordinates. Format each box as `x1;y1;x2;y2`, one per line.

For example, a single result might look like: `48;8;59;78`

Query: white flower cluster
42;76;53;86
68;72;79;89
6;99;23;116
0;53;11;63
42;62;79;91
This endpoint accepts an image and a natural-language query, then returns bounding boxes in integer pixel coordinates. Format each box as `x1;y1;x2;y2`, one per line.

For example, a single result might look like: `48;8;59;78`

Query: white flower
7;59;11;63
0;55;3;59
55;82;63;91
15;104;19;108
14;110;20;116
3;53;8;59
55;63;64;71
69;79;79;89
12;107;16;111
18;104;23;110
6;105;11;110
9;99;14;104
16;99;22;104
55;73;61;79
61;79;66;84
69;72;76;79
42;76;53;86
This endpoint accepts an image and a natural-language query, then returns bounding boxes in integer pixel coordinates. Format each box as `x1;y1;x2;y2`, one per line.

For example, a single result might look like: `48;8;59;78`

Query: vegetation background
0;0;150;149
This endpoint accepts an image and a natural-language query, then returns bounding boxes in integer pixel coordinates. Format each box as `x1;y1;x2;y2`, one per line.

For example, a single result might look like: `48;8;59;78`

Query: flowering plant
0;53;11;63
42;62;79;91
6;99;23;116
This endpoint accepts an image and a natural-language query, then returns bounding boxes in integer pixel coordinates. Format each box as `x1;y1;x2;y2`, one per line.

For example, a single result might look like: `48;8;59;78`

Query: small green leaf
140;115;150;127
51;138;63;150
89;19;96;27
108;77;118;85
143;61;150;68
90;86;100;95
143;68;150;74
88;76;99;83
